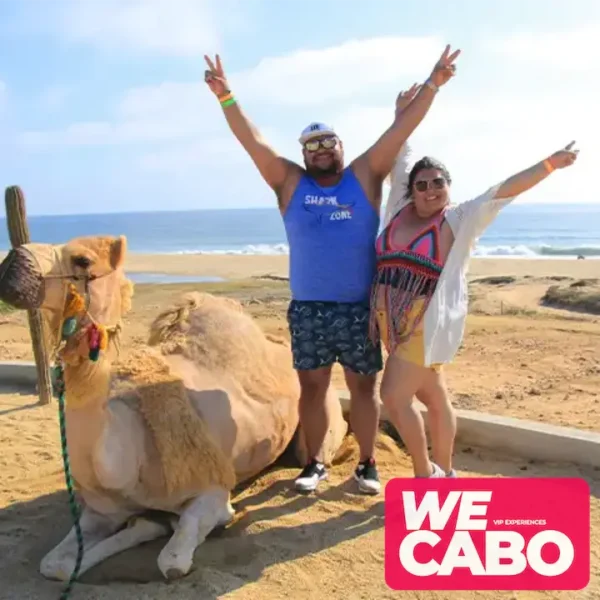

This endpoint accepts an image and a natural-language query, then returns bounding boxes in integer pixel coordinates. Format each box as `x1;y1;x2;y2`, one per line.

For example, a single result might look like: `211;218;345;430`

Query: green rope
53;364;85;599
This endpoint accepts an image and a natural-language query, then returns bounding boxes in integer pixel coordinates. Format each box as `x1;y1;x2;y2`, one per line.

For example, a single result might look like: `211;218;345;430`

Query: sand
1;255;599;599
121;253;600;281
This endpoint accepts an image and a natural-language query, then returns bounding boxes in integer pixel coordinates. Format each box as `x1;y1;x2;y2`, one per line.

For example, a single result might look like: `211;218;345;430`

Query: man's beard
304;157;343;178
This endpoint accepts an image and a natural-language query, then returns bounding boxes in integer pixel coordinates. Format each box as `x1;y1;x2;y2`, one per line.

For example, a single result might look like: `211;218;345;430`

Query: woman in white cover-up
372;131;579;479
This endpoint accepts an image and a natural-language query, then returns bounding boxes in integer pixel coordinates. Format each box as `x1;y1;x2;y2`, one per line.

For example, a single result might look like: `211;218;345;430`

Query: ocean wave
173;244;290;256
167;242;600;258
472;244;600;258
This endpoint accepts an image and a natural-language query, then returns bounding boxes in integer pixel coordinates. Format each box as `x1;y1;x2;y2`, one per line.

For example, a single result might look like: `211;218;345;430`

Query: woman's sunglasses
414;177;446;192
304;137;337;152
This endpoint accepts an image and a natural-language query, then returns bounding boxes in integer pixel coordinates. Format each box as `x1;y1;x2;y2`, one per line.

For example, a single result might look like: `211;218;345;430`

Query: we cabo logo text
385;478;590;590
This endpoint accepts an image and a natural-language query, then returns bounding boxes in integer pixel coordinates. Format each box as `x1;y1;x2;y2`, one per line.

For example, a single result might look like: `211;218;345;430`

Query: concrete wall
338;392;600;470
2;361;599;469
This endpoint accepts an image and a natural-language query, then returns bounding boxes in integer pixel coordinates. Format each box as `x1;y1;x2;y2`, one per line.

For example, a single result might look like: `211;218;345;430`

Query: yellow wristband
543;159;554;173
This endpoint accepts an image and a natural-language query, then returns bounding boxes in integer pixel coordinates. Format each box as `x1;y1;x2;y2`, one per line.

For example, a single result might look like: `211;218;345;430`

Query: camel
0;235;348;581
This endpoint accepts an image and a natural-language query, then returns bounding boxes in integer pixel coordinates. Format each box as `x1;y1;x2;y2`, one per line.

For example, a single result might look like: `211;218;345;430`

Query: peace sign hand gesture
548;141;579;170
429;44;461;88
204;54;230;97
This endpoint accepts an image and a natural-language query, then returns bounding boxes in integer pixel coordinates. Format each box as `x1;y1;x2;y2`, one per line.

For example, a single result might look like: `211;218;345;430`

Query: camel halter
51;277;122;363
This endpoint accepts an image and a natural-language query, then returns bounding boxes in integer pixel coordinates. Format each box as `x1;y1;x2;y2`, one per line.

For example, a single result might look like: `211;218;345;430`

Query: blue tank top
283;167;380;303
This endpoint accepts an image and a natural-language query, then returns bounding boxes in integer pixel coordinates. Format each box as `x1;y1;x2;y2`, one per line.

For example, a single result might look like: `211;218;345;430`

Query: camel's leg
70;516;171;576
157;487;234;580
40;505;132;581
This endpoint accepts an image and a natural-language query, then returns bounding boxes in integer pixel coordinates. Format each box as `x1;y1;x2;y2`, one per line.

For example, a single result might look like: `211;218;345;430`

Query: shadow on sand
0;382;39;416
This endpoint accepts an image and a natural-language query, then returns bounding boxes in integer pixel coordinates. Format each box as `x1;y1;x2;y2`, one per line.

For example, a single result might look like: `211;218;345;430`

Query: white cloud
19;92;222;149
341;88;597;202
116;82;202;119
333;94;566;160
485;24;600;71
55;0;224;57
137;137;250;173
14;27;598;205
3;0;253;56
229;35;443;107
131;84;597;205
17;35;446;149
62;0;217;56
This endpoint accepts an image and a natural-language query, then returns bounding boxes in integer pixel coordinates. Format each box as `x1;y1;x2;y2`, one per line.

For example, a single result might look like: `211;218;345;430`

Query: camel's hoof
217;512;235;528
40;557;72;582
165;568;187;581
157;548;193;581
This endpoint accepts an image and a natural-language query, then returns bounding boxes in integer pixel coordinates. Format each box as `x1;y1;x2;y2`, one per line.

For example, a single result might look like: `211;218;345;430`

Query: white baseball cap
298;122;337;144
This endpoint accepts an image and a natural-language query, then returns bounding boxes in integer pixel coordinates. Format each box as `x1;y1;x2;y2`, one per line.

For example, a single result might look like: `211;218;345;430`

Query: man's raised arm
363;44;461;182
204;54;295;196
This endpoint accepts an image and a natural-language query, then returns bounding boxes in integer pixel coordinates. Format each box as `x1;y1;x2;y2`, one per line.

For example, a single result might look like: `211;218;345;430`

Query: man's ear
109;235;127;269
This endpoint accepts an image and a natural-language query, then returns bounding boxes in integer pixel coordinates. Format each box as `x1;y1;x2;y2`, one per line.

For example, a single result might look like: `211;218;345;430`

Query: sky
0;0;599;216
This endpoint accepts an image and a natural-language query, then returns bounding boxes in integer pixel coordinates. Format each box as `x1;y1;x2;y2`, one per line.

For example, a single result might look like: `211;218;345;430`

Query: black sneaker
354;458;381;495
294;458;328;492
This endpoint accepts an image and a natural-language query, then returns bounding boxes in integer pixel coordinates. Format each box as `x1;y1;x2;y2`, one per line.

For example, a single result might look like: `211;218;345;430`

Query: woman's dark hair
404;156;452;199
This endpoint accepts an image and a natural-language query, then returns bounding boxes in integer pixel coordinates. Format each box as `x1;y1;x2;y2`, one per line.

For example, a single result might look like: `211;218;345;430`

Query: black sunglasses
304;137;337;152
414;177;446;192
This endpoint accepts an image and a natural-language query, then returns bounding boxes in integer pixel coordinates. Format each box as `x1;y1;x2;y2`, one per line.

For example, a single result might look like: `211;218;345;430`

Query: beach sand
1;255;599;599
122;253;600;280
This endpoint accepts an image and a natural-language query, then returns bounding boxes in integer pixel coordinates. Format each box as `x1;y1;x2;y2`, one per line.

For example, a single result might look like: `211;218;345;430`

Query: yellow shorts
375;298;443;371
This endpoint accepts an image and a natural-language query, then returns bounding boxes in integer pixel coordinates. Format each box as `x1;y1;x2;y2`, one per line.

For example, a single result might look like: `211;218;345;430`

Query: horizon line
1;202;599;220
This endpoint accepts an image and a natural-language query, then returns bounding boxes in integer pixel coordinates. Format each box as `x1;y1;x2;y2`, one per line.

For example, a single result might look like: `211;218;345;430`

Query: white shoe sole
354;473;381;495
295;471;328;492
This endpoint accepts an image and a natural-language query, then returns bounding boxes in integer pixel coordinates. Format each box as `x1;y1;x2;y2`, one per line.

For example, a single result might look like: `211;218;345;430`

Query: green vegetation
471;276;516;286
0;300;15;314
542;280;600;315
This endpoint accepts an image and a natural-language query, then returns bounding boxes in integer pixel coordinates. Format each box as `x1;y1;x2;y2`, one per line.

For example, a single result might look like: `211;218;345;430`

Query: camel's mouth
0;247;44;310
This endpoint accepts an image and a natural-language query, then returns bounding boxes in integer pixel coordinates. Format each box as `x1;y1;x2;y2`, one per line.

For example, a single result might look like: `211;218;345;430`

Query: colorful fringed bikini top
368;206;447;349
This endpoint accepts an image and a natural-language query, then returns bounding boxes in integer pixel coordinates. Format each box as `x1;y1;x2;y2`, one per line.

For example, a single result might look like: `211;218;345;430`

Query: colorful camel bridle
51;277;122;398
60;282;110;359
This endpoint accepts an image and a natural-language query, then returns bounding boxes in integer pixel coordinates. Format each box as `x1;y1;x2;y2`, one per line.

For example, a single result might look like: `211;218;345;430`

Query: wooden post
5;186;53;405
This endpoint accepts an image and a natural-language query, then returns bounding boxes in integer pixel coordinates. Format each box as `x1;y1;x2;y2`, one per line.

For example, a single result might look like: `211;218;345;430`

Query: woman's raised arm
447;141;580;241
495;141;579;199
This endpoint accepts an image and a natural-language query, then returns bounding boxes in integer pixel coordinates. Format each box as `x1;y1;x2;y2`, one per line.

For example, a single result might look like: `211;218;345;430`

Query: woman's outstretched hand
395;83;420;114
548;141;579;170
494;141;580;200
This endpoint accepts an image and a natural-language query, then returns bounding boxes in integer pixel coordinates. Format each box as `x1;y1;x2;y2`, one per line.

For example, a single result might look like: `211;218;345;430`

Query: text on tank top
282;167;380;303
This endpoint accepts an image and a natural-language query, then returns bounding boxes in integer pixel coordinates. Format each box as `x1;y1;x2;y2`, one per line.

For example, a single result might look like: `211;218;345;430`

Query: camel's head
0;235;133;361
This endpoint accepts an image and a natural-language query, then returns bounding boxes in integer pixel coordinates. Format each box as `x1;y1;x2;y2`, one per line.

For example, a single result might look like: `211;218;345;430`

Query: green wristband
221;97;236;108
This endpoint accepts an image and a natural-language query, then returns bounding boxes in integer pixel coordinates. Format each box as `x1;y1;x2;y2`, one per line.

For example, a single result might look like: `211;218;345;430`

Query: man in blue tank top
204;47;460;494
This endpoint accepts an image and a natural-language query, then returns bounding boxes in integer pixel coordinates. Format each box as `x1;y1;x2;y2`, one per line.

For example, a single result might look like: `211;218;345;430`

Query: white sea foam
168;243;600;259
172;243;290;256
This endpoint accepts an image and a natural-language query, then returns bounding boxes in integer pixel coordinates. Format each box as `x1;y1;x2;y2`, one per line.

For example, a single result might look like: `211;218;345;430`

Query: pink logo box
385;477;590;591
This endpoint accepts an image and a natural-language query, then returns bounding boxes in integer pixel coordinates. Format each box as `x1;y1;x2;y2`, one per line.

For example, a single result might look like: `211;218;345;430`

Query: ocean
1;204;599;260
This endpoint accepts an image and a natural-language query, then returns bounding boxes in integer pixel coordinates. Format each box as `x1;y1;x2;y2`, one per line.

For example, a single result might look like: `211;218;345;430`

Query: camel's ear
109;235;127;270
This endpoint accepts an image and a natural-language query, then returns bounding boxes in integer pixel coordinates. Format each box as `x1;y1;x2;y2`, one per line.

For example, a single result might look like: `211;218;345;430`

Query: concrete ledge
3;361;599;469
339;391;600;470
0;361;40;386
